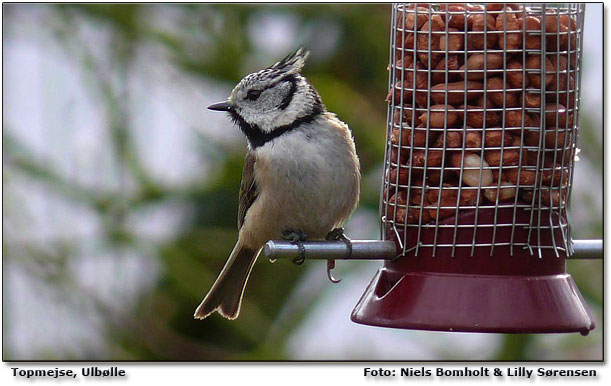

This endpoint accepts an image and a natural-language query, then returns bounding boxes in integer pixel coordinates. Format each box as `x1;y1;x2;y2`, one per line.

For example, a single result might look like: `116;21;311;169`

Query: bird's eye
245;89;262;101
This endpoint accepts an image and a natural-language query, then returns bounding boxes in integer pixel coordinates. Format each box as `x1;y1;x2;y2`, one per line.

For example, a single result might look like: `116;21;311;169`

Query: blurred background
2;3;602;360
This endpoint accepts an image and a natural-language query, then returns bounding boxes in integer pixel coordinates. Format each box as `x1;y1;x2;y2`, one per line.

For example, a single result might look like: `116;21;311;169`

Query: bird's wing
238;151;258;230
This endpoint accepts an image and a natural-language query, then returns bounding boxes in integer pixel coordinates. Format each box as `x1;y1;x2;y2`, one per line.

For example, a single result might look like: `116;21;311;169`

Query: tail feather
194;243;259;320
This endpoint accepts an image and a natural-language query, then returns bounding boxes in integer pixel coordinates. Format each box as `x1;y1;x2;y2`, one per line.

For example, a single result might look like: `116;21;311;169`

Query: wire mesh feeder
351;3;595;334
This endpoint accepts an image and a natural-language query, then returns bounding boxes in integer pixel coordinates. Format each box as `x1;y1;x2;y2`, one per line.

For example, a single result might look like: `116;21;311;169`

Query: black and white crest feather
270;47;309;74
239;47;309;88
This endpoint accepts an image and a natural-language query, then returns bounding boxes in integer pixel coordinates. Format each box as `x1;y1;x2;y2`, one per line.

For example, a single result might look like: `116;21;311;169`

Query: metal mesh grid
381;3;585;258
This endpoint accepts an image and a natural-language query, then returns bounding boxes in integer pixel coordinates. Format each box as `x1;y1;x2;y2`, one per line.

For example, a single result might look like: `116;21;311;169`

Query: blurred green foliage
2;4;602;361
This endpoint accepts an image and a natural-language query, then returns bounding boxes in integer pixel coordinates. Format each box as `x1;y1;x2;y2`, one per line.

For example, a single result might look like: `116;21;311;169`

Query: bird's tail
194;242;260;320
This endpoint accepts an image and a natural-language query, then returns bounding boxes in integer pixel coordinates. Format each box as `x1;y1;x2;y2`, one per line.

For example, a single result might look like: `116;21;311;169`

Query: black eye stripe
246;89;262;101
244;74;298;103
278;77;297;110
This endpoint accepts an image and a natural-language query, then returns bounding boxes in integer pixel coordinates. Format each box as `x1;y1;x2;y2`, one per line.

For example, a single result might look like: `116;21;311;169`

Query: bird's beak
207;101;233;112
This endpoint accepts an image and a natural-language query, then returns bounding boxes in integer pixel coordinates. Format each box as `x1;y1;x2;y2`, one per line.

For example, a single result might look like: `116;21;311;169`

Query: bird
195;47;360;320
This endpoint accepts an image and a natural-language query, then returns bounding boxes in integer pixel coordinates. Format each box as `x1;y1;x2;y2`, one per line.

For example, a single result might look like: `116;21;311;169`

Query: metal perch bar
263;239;601;261
263;240;397;261
570;239;603;259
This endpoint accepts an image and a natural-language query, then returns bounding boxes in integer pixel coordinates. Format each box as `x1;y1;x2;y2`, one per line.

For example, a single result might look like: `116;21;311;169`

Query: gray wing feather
238;152;258;230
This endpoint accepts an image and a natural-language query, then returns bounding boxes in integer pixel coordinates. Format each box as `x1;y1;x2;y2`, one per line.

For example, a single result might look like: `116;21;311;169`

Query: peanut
522;88;542;108
520;15;543;50
391;124;438;147
525;150;539;166
521;188;566;207
419;104;460;128
426;184;459;220
506;59;529;88
389;147;408;166
392;56;414;79
523;129;541;147
559;14;578;50
544;10;571;51
544;128;568;149
523;127;568;151
411;148;443;168
467;13;498;50
398;7;429;31
495;7;522;49
406;194;433;224
506;168;537;186
484;130;513;147
430;81;484;105
504;110;538;129
549;54;569;73
525;55;554;88
548;73;575;109
386;63;429;104
485;3;506;12
460;104;499;128
459;188;480;206
390;128;408;146
484;181;517;202
389;166;411;185
486;77;520;108
392;106;419;128
439;28;465;52
452;153;494;187
386;190;407;221
541;164;569;186
544;103;571;128
485;149;521;167
465;130;482;149
459;53;504;80
416;17;445;68
395;7;429;53
431;55;462;84
432;130;462;148
475;95;495;108
441;4;469;30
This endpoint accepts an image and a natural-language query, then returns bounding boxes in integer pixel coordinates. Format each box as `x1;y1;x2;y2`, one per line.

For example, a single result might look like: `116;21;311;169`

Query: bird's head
208;48;324;142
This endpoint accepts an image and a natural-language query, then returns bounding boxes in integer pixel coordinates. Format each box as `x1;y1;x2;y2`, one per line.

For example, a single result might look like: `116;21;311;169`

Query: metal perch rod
570;239;603;259
263;239;601;260
264;240;397;260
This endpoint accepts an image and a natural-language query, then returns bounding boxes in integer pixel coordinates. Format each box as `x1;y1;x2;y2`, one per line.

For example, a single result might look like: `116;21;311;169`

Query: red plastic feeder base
351;209;595;335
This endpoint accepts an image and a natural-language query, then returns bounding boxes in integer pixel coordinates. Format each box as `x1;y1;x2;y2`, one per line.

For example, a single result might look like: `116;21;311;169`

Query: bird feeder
265;3;600;335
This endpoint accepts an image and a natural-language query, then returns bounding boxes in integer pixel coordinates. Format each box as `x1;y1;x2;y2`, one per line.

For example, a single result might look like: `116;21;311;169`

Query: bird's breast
244;123;359;244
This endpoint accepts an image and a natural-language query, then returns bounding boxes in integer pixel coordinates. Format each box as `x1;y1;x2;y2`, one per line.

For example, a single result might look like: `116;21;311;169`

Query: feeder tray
350;208;595;335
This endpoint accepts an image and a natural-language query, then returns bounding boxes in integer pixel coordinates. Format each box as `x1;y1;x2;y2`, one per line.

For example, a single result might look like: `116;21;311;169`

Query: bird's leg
326;227;353;257
282;230;308;265
324;227;352;283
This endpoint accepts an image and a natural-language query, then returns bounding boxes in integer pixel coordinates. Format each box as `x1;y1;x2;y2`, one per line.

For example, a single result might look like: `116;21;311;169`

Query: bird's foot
326;227;353;257
282;230;307;265
324;228;352;284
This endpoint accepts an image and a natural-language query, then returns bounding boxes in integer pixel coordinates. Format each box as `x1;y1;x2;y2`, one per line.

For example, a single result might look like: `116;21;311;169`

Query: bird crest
235;47;310;92
269;47;309;75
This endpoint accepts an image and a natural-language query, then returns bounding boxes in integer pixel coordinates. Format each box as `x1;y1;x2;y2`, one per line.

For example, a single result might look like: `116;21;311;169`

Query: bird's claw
326;227;353;258
324;228;352;284
326;227;346;241
282;230;307;266
291;245;306;265
326;259;341;283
